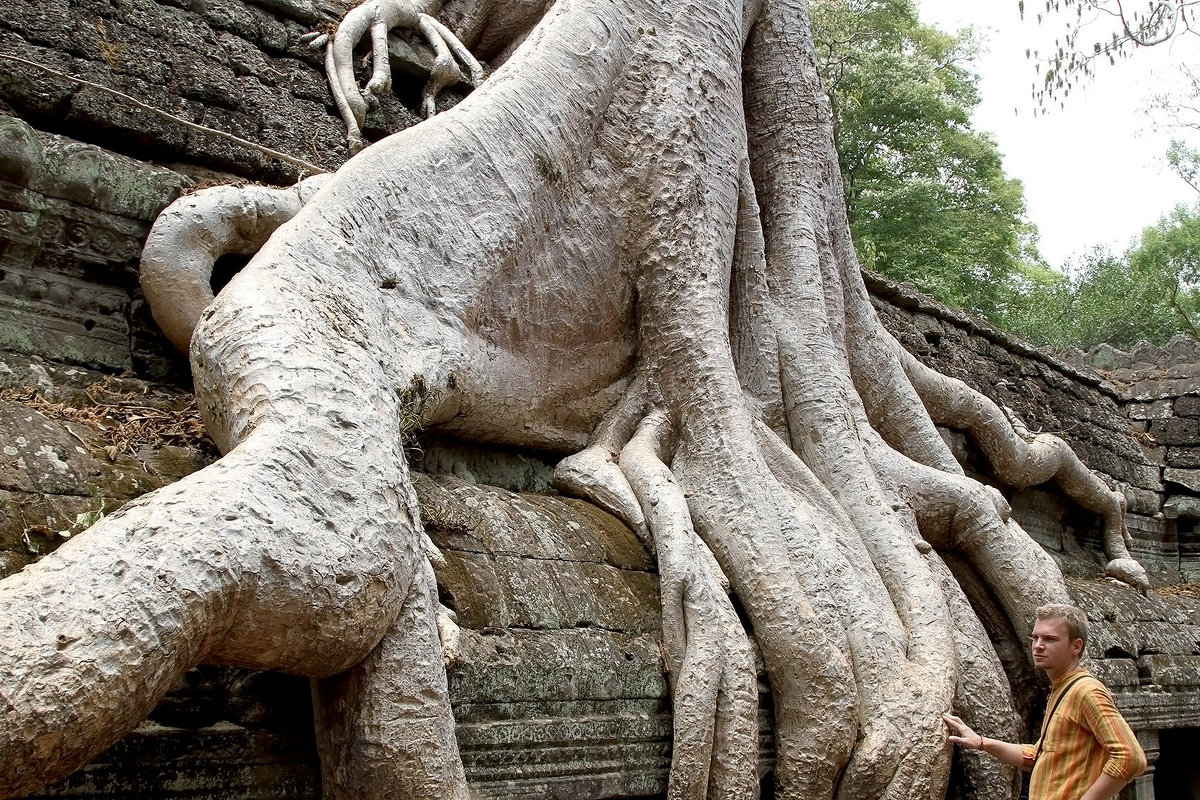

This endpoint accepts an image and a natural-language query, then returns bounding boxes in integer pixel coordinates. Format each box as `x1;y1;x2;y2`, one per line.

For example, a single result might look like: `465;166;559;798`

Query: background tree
1007;204;1200;347
1026;0;1200;106
811;0;1046;320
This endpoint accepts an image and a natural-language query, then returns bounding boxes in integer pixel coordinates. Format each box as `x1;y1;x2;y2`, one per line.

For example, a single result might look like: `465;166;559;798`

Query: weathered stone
1128;399;1173;420
1163;496;1200;520
1138;441;1165;464
1164;468;1200;493
1122;485;1163;516
1168;446;1200;469
0;116;43;187
0;549;30;579
1174;395;1200;417
1127;376;1200;401
1138;654;1200;689
1150;417;1200;446
1089;343;1123;371
1166;363;1200;379
1090;657;1139;689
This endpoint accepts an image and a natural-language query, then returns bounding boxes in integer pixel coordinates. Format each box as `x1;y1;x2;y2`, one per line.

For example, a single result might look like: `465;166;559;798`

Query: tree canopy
811;0;1200;352
811;0;1044;320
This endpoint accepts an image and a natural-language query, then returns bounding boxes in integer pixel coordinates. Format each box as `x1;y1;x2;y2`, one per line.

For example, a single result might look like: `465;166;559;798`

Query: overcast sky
916;0;1200;270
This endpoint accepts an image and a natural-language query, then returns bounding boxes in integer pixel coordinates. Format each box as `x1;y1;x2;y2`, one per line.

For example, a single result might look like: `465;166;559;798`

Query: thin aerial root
899;348;1149;588
619;411;757;800
417;14;484;117
320;0;483;149
421;534;465;665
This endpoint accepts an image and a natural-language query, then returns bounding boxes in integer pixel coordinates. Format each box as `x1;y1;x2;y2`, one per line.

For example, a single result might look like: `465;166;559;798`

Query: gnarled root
309;0;484;151
898;347;1149;589
555;387;760;799
621;410;758;799
140;174;329;354
934;557;1023;800
313;560;466;800
871;450;1068;642
0;444;410;798
553;374;651;545
0;231;467;800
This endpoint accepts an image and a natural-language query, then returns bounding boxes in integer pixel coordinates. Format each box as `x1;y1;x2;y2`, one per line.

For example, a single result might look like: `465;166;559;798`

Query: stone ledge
864;270;1118;398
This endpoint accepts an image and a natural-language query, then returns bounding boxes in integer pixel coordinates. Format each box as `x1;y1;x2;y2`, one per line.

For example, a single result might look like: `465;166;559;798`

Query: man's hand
1080;773;1131;800
942;713;983;750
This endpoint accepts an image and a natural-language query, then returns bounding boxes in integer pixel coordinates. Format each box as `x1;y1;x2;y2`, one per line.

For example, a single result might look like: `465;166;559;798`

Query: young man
943;604;1146;800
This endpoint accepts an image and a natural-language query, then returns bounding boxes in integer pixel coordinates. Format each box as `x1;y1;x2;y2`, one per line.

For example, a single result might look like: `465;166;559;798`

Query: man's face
1031;616;1083;677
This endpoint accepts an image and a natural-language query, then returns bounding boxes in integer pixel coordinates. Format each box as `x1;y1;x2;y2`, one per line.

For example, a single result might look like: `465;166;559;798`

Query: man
943;603;1146;800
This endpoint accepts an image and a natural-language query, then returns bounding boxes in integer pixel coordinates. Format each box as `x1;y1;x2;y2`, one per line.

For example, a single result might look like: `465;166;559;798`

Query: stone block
1175;395;1200;417
1131;341;1163;366
1163;496;1200;520
1150;417;1200;446
1090;343;1124;371
1090;658;1139;689
1127;377;1200;401
243;0;320;24
1164;468;1200;493
1138;654;1200;689
446;628;667;706
1127;399;1173;420
1165;334;1200;364
1167;446;1200;468
1167;363;1200;379
1122;485;1162;516
1138;441;1164;464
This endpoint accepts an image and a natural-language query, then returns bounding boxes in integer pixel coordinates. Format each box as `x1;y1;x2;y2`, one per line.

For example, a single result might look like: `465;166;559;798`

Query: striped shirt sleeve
1077;682;1147;782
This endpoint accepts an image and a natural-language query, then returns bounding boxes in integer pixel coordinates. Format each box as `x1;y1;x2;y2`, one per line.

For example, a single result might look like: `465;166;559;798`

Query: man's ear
1072;638;1084;658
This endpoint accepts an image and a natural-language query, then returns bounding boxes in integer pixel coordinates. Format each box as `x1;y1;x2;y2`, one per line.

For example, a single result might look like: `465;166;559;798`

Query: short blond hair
1035;603;1089;647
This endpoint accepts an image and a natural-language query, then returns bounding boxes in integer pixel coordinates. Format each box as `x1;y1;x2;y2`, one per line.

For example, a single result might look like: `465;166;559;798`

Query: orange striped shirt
1020;668;1146;800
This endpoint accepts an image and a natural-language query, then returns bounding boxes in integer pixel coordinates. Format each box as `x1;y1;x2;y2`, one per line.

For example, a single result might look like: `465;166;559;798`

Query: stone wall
1060;337;1200;583
0;0;432;185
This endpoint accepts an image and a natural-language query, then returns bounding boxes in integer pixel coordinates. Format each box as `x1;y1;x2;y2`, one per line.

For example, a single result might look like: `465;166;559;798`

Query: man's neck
1045;662;1082;684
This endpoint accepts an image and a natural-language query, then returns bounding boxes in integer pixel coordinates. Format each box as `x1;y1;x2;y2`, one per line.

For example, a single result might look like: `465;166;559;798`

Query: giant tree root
898;346;1149;589
140;175;329;354
0;0;1135;796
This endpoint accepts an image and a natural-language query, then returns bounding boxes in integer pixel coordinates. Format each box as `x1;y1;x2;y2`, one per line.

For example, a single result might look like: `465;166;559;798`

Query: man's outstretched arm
942;713;1028;769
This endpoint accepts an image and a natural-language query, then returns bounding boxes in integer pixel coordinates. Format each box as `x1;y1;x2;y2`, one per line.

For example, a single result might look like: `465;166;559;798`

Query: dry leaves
1156;583;1200;601
0;381;216;460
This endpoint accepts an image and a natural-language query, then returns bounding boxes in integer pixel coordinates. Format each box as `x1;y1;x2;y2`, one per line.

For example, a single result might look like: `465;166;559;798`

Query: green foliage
1168;138;1200;192
811;0;1047;320
1004;204;1200;348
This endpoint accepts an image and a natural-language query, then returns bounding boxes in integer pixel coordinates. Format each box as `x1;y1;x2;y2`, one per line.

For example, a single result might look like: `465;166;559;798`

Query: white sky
917;0;1200;269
